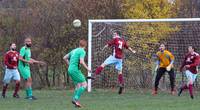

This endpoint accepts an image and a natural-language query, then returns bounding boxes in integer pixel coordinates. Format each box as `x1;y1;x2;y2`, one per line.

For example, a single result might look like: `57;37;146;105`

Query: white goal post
87;18;200;92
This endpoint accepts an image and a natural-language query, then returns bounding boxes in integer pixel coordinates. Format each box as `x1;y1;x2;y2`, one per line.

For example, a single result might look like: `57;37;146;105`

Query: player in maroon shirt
94;31;136;94
2;43;21;98
178;46;200;99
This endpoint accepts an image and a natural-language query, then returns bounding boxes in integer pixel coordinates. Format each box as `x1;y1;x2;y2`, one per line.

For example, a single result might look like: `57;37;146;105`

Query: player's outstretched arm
128;47;136;54
30;58;46;65
80;58;91;73
19;55;33;64
63;54;70;65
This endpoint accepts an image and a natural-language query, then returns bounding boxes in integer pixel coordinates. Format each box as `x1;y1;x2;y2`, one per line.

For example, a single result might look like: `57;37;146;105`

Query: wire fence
91;21;200;91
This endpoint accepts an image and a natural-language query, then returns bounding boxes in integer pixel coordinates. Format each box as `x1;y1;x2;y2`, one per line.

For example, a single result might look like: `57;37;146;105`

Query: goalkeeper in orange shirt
152;44;175;95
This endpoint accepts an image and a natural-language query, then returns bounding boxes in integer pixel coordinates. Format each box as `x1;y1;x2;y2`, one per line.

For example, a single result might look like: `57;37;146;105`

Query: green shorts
68;68;86;85
18;66;31;80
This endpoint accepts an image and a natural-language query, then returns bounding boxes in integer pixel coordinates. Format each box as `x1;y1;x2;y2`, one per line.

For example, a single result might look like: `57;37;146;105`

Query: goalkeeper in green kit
63;39;91;108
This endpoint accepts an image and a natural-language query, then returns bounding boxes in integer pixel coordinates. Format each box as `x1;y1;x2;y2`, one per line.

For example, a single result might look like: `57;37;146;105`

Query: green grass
0;89;200;110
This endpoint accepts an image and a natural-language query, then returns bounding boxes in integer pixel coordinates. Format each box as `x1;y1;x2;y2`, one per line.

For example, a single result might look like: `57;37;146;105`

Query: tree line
0;0;199;88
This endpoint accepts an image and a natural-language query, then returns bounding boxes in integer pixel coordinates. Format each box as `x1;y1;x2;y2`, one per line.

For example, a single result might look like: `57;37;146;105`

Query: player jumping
178;46;200;99
94;31;136;94
152;43;176;95
2;43;20;98
63;39;91;108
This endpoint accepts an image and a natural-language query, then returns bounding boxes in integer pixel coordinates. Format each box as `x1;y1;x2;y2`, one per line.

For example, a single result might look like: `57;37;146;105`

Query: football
73;19;81;27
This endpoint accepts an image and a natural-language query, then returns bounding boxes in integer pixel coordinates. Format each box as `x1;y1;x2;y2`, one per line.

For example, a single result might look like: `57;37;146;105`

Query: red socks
189;84;193;97
13;83;20;96
118;74;124;85
95;66;103;75
2;84;8;96
181;84;193;97
95;66;124;85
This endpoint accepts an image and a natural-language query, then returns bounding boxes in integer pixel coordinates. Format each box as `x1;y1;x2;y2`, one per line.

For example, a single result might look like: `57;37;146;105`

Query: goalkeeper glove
166;64;172;71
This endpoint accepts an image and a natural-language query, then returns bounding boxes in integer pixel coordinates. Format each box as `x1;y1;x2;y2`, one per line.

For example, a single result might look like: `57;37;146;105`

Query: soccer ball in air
73;19;81;27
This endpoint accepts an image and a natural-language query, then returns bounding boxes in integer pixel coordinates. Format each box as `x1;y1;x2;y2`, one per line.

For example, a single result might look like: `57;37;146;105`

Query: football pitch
0;89;200;110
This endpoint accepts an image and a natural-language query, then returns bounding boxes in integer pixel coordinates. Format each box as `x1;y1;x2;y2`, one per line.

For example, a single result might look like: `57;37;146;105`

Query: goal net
88;18;200;92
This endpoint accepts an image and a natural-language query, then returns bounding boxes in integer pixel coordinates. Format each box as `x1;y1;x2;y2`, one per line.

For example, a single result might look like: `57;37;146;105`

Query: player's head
79;39;87;48
159;43;165;52
112;31;121;38
24;37;32;48
10;43;16;51
188;46;195;53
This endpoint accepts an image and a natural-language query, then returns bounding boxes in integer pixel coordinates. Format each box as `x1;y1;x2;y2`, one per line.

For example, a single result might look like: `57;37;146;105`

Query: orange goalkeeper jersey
156;50;174;68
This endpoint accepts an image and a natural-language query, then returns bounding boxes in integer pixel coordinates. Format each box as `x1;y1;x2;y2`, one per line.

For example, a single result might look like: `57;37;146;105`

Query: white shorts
3;68;20;84
103;55;123;71
185;70;197;83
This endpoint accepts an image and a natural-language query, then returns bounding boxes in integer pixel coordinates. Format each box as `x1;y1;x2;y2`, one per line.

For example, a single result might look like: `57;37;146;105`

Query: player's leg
189;73;197;99
72;74;87;101
25;77;37;100
69;69;87;107
188;80;194;99
186;70;196;99
118;70;124;94
115;59;124;94
12;69;21;98
72;82;87;107
178;70;196;98
95;55;116;75
167;68;176;95
18;66;28;97
178;71;189;96
19;66;36;100
153;67;165;95
1;69;12;98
